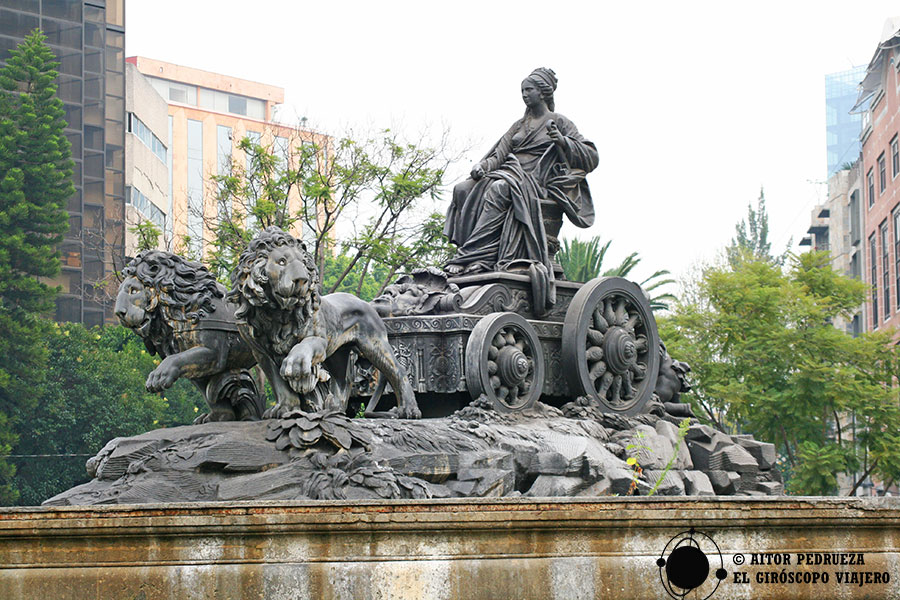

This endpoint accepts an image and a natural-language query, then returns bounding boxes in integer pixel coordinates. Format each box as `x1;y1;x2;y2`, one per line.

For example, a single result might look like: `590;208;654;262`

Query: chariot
363;269;661;418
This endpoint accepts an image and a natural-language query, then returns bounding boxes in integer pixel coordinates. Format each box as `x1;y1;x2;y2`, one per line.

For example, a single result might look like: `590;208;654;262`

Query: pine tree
0;30;73;504
726;187;787;266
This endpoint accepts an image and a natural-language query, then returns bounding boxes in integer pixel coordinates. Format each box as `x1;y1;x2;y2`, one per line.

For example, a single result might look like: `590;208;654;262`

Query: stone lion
115;251;264;422
228;226;421;419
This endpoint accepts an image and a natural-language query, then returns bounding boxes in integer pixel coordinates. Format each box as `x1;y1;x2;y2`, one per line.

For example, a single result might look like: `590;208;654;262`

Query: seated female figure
444;67;598;277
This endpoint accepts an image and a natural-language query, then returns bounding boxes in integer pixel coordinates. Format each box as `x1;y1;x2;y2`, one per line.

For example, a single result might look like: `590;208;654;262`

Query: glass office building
826;66;866;178
0;0;126;327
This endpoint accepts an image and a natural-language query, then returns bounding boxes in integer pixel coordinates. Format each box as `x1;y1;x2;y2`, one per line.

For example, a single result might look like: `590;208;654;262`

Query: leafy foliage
0;31;74;503
557;236;676;310
658;251;900;495
726;187;788;266
206;129;456;291
129;220;162;252
11;324;204;506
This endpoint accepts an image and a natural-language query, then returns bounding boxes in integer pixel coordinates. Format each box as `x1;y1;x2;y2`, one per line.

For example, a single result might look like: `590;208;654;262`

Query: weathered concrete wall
1;497;899;599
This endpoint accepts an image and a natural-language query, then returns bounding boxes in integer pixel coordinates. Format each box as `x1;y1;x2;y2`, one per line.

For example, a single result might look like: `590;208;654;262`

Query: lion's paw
389;404;422;420
146;361;179;392
262;403;286;419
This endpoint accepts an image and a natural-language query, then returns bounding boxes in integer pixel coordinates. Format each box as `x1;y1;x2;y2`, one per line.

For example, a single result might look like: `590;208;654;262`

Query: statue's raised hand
547;120;564;146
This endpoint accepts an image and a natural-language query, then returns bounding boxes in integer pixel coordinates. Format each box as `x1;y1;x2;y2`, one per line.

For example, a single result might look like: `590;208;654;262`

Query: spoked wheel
562;277;659;416
465;312;545;413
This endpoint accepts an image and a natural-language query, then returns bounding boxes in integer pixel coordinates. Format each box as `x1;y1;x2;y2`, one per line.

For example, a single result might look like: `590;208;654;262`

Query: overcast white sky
126;1;900;283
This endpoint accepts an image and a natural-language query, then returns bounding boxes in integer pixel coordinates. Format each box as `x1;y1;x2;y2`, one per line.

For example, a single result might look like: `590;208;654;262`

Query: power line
6;453;94;458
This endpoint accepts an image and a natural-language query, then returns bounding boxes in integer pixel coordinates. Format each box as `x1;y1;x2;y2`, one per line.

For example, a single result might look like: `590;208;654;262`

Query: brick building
858;18;900;332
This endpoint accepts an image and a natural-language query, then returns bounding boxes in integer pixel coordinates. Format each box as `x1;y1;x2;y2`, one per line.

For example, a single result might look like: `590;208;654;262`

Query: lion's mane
123;251;222;325
228;227;321;356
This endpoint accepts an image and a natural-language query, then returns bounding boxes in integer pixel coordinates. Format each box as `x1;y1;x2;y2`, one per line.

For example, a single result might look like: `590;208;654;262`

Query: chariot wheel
465;312;545;413
562;277;659;416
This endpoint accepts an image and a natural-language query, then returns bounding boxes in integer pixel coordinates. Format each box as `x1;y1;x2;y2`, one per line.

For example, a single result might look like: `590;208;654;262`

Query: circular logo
657;528;727;599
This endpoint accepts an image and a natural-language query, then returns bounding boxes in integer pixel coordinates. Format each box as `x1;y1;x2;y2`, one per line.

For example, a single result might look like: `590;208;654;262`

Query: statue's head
229;226;321;324
523;67;557;111
115;250;222;335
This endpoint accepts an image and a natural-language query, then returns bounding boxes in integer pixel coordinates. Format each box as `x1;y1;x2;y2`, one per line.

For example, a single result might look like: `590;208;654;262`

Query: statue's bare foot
445;264;464;275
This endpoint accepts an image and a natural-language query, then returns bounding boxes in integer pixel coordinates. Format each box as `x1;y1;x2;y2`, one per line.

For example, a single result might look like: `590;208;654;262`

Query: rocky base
45;399;782;505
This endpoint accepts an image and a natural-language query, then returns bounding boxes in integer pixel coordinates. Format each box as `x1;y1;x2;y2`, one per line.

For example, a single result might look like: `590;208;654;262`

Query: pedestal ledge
2;497;899;600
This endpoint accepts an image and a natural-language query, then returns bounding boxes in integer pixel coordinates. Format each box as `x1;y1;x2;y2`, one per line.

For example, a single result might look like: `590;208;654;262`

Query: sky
126;0;900;284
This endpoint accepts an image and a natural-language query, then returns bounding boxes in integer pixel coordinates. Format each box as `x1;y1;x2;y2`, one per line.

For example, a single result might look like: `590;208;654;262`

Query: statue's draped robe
444;114;598;277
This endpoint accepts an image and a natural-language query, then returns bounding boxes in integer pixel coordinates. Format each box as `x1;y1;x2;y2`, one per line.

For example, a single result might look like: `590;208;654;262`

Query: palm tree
557;236;676;311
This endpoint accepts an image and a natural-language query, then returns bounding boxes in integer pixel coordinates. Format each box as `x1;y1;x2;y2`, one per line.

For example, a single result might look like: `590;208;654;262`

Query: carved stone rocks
44;401;782;506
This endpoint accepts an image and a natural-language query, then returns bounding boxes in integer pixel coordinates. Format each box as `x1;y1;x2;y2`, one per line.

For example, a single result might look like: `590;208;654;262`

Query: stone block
217;464;302;501
643;470;685;496
755;481;783;495
735;437;777;470
527;451;569;475
458;450;513;471
472;469;515;497
606;466;638;496
682;471;715;496
707;470;739;495
198;440;288;472
614;425;674;470
709;444;758;474
387;452;458;483
525;475;587;497
444;479;476;496
655;420;692;469
455;468;516;497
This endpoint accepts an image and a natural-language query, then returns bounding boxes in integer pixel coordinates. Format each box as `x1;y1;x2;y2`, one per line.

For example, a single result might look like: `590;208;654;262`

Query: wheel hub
497;345;529;386
603;326;637;374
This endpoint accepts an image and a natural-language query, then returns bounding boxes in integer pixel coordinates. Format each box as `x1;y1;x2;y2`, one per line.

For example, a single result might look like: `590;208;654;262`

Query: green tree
658;251;900;495
557;236;676;310
129;219;162;252
726;187;788;266
0;31;74;503
207;129;457;289
11;323;204;506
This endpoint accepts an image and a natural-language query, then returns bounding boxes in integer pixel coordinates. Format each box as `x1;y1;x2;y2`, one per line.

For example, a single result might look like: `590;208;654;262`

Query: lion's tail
363;370;389;417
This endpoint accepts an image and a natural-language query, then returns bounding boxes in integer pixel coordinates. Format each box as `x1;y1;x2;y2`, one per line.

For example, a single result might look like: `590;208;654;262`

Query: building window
871;233;879;328
850;190;861;246
868;169;875;207
187;119;203;258
895;209;900;310
879;153;887;193
197;87;265;119
126;185;166;231
882;220;890;321
127;113;167;163
893;136;899;179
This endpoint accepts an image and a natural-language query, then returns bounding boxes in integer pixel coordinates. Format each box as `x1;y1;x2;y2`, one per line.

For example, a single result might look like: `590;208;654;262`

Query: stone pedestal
2;497;898;599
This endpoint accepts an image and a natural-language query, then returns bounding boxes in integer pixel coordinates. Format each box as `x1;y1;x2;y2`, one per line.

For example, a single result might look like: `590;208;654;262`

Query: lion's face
115;276;158;336
264;245;311;310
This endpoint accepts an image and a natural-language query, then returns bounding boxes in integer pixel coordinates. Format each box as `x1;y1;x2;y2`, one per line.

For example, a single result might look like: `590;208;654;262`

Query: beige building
125;56;327;259
800;162;866;336
124;62;169;257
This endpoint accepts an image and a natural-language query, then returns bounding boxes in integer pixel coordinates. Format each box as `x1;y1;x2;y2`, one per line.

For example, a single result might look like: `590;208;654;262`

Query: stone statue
227;226;421;419
444;67;598;283
114;251;264;422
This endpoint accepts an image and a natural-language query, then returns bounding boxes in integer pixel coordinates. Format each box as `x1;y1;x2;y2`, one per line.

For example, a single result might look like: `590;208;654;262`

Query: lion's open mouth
273;292;299;310
136;315;152;336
